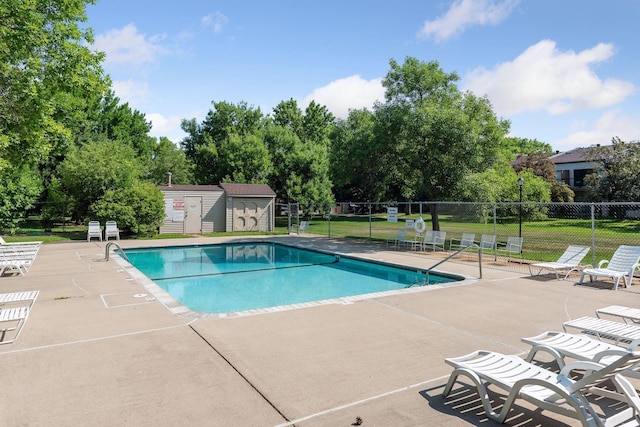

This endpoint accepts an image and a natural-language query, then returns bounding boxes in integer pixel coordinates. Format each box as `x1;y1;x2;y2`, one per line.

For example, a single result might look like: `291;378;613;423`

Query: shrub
88;182;164;237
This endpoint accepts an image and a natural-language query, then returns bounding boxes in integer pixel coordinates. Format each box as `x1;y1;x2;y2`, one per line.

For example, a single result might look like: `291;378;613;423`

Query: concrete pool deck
1;235;639;426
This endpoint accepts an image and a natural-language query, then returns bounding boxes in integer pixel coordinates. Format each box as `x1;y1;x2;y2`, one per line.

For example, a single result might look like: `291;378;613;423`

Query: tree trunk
428;203;440;231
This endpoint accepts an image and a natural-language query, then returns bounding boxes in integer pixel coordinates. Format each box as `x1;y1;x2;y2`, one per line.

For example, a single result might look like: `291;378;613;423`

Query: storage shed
158;182;276;234
219;183;276;232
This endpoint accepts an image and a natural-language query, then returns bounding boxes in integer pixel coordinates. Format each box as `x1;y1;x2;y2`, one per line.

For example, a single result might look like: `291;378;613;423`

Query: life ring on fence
414;217;426;233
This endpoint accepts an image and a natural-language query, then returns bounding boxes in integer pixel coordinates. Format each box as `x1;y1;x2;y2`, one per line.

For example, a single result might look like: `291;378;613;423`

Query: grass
6;213;640;264
296;213;640;263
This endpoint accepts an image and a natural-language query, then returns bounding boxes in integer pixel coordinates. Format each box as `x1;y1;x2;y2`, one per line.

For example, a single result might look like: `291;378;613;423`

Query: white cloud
202;12;228;33
554;109;640;150
464;40;635;116
418;0;520;42
147;113;187;143
94;23;166;68
112;79;150;107
301;75;385;119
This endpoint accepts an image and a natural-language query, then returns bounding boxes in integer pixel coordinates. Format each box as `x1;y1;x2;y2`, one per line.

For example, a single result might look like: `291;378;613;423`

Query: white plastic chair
496;236;523;261
105;221;120;241
87;221;102;242
529;245;590;280
449;233;475;252
579;245;640;290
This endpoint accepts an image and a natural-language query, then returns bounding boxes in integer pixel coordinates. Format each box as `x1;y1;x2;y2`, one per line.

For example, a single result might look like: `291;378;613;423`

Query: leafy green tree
181;101;266;183
268;101;334;207
58;139;144;221
0;0;108;226
0;167;42;232
88;90;155;158
380;57;509;229
284;142;333;211
89;182;164;236
514;152;574;202
217;133;272;183
147;137;194;185
584;137;640;202
500;137;552;163
330;109;381;200
272;99;303;137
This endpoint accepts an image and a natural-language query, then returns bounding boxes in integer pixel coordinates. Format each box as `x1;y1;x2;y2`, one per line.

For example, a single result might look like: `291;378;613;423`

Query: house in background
549;146;597;201
158;181;276;234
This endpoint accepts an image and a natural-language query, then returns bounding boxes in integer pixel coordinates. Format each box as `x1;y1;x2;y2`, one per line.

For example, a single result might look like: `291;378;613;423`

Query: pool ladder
410;244;482;287
105;241;130;262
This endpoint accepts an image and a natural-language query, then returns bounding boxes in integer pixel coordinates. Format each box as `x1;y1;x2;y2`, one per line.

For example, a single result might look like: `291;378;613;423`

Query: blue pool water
123;242;461;313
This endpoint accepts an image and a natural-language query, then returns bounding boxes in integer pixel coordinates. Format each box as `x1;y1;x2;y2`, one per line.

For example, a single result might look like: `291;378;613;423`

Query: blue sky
86;0;640;151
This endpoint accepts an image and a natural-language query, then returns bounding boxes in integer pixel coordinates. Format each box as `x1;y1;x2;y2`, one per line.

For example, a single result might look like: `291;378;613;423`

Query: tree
514;152;574;202
180;101;266;184
217;133;272;183
0;166;42;232
380;57;509;229
147;137;194;185
500;137;552;163
88;90;155;159
330;109;382;201
57;139;144;221
268;100;334;207
0;0;108;227
88;182;165;236
584;137;640;202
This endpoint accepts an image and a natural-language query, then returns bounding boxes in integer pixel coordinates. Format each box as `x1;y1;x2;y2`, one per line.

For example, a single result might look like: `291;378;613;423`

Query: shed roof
219;183;276;197
158;184;223;192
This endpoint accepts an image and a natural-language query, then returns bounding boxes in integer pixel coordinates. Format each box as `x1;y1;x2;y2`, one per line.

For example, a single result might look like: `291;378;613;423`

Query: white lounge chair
0;291;39;308
563;316;640;345
443;348;640;426
0;245;38;275
449;233;475;252
613;374;640;425
496;236;523;261
0;259;29;276
105;221;120;240
579;245;640;290
0;236;42;247
87;221;102;242
597;306;640;324
522;330;640;370
0;306;30;344
529;245;591;280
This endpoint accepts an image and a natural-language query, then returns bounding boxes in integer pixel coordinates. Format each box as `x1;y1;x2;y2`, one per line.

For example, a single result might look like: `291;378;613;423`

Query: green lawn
5;213;640;264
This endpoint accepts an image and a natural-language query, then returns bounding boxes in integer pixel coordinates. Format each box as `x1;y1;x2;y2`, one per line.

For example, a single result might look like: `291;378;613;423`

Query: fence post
591;203;596;265
327;203;331;238
369;203;372;241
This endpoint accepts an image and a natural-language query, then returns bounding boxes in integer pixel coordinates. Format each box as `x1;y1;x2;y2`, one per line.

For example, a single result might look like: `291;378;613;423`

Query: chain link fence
278;201;640;268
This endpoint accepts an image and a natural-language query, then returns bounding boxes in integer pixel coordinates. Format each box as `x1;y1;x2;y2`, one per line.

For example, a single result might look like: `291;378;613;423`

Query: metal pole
519;186;523;238
369;203;372;241
518;176;524;238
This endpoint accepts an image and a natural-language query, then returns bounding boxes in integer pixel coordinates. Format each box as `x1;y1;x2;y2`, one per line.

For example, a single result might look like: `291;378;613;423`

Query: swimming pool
122;242;463;314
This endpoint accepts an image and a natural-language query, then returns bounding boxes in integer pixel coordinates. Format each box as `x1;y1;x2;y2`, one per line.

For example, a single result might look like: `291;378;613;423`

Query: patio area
1;235;639;426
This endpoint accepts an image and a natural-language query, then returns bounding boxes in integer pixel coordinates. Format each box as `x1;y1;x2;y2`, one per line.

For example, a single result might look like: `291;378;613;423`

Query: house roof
218;183;276;197
549;147;592;164
158;184;223;192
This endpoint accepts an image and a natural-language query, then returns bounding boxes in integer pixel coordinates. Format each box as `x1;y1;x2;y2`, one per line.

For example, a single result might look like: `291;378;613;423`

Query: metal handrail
105;241;129;262
411;244;482;287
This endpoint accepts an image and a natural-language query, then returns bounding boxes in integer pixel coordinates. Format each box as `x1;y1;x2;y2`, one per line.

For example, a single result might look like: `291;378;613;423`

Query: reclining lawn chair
579;245;640;290
529;245;591;280
443;348;640;426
